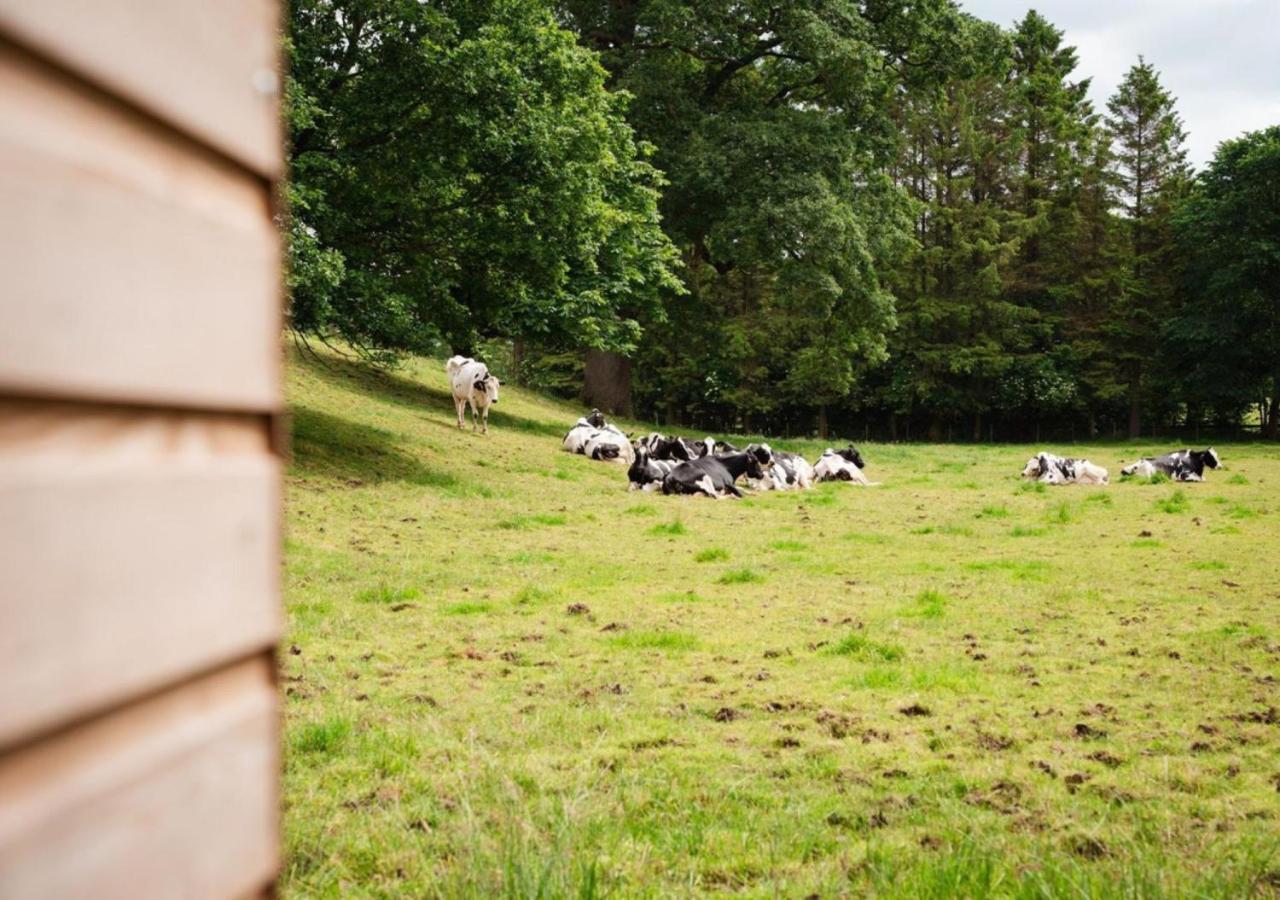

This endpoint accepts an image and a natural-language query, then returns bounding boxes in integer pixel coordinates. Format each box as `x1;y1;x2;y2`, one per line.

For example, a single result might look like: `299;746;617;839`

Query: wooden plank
0;46;281;411
0;406;281;748
0;657;279;899
0;0;281;177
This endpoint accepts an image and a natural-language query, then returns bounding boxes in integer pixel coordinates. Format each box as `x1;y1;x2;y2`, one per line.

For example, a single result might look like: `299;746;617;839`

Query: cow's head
745;442;774;468
1022;455;1045;479
474;374;499;404
586;408;606;429
837;446;866;469
714;439;739;454
1201;447;1221;469
742;450;768;481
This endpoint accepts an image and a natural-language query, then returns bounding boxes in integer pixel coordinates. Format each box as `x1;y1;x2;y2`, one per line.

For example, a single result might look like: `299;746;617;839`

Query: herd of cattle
444;358;1225;497
561;409;872;497
559;407;1225;498
560;409;1228;499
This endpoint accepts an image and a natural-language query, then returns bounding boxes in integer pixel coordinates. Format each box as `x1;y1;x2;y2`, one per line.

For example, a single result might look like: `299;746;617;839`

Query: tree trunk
1266;391;1279;441
889;413;898;442
1127;378;1142;439
817;404;829;440
582;349;632;417
1088;409;1098;439
972;412;982;443
512;338;526;386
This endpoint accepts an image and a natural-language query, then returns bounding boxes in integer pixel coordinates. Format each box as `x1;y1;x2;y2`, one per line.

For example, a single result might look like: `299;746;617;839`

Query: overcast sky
960;0;1280;168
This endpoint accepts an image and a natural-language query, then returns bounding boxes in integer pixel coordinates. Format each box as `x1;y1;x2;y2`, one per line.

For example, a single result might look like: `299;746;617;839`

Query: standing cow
446;356;500;433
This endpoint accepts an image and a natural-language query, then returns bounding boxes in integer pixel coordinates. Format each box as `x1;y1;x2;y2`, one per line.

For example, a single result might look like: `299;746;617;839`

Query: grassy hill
282;344;1280;897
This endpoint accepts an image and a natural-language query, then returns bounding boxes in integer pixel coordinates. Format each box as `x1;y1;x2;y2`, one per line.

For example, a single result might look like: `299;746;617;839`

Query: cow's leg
468;398;478;432
454;397;465;429
723;482;744;499
481;404;489;434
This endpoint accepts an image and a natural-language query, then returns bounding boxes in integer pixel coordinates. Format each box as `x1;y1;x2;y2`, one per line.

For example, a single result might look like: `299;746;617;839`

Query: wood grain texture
0;432;281;749
0;46;281;411
0;657;279;899
0;0;281;176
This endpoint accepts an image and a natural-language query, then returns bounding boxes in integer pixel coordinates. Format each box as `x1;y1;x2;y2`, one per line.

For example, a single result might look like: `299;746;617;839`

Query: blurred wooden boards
0;658;279;898
0;0;281;177
0;2;283;895
0;402;281;749
0;45;281;411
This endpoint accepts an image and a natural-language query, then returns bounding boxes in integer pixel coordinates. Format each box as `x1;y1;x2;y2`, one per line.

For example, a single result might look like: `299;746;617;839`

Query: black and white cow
641;433;699;462
1121;448;1221;482
562;417;598;454
813;446;875;485
446;356;500;433
744;444;813;491
627;444;678;491
584;424;634;464
661;450;769;499
562;411;634;464
1021;452;1109;485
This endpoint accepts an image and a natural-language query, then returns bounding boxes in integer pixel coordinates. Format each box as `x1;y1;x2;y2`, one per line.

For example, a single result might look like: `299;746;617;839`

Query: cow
562;417;597;454
773;449;815;490
627;444;678;490
446;356;499;433
583;425;634;464
713;439;740;454
642;433;699;462
661;450;770;499
813;446;875;485
1121;448;1221;482
741;443;809;492
1021;452;1109;485
562;411;634;464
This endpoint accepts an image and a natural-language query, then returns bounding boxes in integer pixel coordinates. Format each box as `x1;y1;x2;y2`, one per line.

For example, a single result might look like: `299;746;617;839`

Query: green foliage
562;0;949;429
287;0;680;357
1168;127;1280;435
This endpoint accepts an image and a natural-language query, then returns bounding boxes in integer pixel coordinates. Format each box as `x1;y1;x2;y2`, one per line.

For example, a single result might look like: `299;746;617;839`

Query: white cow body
1021;452;1108;485
447;356;500;433
813;448;874;485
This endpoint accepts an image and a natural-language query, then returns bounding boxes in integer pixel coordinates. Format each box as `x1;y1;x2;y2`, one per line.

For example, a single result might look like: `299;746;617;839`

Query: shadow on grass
291;405;484;494
293;349;566;438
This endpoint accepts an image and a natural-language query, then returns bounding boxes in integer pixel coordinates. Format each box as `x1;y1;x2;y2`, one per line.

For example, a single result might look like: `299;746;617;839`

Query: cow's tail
445;355;469;378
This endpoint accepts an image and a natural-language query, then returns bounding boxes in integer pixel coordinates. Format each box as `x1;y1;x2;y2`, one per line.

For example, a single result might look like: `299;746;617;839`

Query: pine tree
1105;57;1191;436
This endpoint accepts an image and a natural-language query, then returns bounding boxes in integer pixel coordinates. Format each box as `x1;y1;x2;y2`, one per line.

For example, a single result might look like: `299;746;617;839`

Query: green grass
282;343;1280;897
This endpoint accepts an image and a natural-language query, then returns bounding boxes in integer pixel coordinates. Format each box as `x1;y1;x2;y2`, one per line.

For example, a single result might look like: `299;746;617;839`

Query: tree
1104;57;1190;436
1168;126;1280;437
884;17;1049;440
1007;9;1092;308
286;0;680;361
562;0;955;430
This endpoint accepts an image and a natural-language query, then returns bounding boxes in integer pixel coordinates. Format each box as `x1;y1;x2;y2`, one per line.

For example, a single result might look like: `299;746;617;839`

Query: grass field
281;344;1280;898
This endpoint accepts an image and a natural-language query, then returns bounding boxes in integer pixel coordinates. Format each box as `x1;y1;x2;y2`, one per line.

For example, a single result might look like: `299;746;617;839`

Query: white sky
961;0;1280;168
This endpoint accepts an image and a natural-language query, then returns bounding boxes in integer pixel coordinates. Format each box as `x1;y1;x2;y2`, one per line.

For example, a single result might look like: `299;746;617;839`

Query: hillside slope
282;344;1280;897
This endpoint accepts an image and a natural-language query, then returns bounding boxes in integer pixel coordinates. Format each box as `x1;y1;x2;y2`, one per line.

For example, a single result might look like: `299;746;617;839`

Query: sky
960;0;1280;168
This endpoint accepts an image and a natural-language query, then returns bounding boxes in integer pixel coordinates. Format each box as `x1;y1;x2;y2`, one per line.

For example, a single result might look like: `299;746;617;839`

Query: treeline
286;1;1279;440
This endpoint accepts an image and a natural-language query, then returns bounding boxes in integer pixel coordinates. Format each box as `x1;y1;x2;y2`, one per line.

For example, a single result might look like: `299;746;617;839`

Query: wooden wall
0;2;283;895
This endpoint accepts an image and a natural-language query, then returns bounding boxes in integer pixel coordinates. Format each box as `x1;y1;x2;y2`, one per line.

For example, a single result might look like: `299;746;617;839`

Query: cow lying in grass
446;356;499;433
814;447;875;485
627;445;678;491
562;409;634;464
745;444;814;491
1121;448;1221;481
1021;452;1109;485
662;448;770;499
